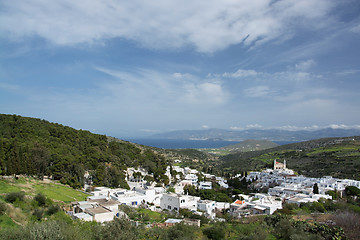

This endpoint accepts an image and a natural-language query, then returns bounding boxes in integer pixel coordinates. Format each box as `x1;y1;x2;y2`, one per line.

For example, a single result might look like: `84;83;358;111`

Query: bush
310;202;326;213
34;193;47;206
33;208;44;221
165;223;197;240
0;202;6;215
47;205;61;216
203;224;225;240
5;191;25;203
94;218;139;240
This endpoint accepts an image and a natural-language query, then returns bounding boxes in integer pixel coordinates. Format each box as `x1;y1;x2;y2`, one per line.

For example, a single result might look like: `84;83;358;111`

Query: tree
345;186;360;197
167;187;175;193
313;183;319;194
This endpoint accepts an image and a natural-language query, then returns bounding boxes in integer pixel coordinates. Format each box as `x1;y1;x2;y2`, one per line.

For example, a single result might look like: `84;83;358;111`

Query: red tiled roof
235;200;244;204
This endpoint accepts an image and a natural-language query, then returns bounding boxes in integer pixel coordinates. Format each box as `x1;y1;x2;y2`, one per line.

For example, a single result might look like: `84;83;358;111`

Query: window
168;206;172;210
174;207;178;211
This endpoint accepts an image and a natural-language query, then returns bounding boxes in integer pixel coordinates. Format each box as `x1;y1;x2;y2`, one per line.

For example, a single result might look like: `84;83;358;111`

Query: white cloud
295;59;316;71
243;85;270;97
202;125;210;129
335;69;360;76
95;67;229;107
274;125;321;131
0;0;335;53
182;82;228;105
229;126;244;130
222;69;259;78
327;124;360;130
351;24;360;34
245;124;264;129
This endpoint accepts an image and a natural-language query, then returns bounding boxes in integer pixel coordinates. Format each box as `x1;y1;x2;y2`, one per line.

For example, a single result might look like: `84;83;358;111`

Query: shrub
94;218;139;240
0;202;6;215
310;202;326;213
5;191;25;203
47;205;61;216
33;208;44;221
203;224;225;240
165;223;197;240
34;193;47;206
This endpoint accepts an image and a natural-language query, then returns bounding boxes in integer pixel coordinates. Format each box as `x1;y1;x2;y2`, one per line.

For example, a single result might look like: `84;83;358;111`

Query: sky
1;0;360;138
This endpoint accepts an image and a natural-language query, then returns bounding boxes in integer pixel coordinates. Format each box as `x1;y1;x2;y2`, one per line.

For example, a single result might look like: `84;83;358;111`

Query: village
69;159;360;226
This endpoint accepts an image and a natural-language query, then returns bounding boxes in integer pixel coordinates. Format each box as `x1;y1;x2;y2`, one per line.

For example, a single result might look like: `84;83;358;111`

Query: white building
160;193;200;212
197;200;216;219
184;174;198;185
72;198;119;223
89;186;163;208
199;181;212;190
215;202;230;211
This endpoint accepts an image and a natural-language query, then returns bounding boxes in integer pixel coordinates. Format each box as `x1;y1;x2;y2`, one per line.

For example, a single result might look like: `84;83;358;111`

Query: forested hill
0;114;169;188
220;136;360;180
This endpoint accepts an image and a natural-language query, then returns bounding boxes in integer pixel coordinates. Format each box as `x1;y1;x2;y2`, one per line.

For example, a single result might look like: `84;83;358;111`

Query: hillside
221;139;279;152
220;136;360;180
0;114;170;188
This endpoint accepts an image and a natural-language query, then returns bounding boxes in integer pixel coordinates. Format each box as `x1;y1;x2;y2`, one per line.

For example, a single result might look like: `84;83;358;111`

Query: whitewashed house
197;200;216;219
199;181;212;190
160;193;200;212
184;174;198;185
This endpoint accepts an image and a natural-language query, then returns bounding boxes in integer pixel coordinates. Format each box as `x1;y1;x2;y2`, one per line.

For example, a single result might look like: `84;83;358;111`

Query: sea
124;138;296;149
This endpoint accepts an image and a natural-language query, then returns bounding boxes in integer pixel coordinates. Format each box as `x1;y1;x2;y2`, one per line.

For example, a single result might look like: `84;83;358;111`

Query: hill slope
0;114;169;188
220;136;360;180
221;139;279;152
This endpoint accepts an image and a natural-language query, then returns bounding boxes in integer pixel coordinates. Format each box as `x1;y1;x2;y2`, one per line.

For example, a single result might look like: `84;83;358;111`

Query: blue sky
1;0;360;138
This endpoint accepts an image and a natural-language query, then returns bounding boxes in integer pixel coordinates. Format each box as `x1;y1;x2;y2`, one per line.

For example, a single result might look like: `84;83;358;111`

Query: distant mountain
150;128;360;141
221;139;279;152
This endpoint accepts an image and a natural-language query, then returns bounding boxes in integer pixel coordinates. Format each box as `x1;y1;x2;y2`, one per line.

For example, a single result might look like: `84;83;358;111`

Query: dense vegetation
220;136;360;180
0;114;169;188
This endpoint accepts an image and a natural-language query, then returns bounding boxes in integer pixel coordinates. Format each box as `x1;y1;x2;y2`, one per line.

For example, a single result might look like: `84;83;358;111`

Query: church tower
273;159;276;170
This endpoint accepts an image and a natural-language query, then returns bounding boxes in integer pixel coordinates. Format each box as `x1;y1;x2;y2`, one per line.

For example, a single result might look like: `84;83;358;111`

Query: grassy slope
0;177;89;229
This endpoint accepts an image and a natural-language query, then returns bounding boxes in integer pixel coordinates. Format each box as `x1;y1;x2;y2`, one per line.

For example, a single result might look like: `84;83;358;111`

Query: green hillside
0;114;168;188
220;136;360;180
221;139;279;152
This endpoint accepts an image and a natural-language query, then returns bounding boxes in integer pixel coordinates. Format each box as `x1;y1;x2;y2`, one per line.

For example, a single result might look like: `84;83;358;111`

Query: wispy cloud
243;85;270;98
0;0;336;53
222;69;259;78
351;24;360;34
295;59;316;71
